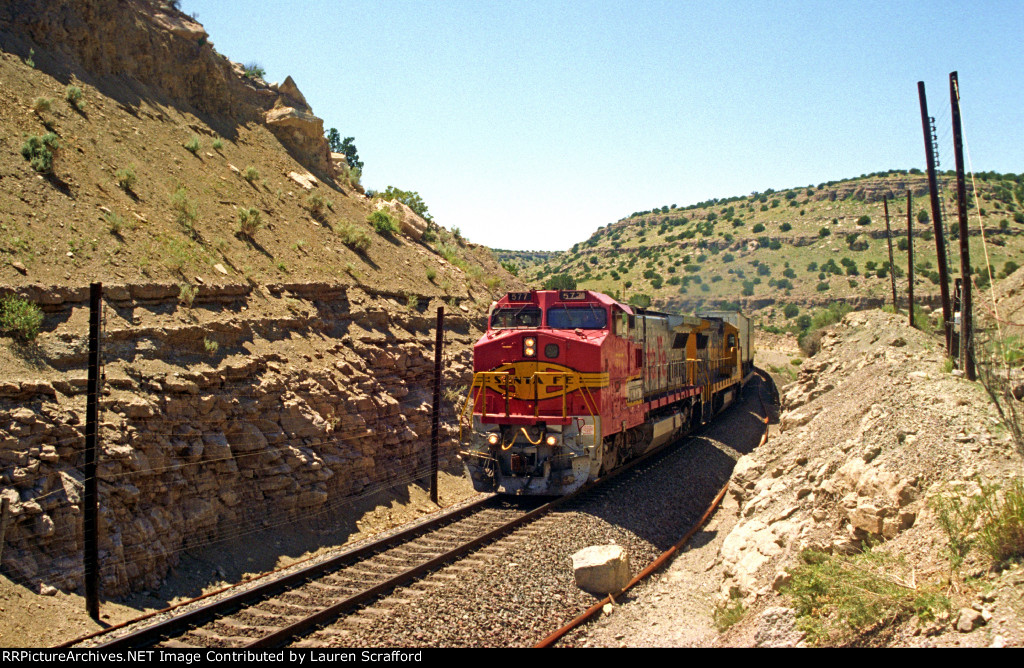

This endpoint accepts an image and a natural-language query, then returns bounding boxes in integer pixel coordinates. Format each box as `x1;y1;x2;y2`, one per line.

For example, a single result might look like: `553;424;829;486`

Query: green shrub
306;193;334;217
32;97;51;113
184;136;200;153
976;478;1024;564
212;138;224;151
20;133;60;174
243;166;259;183
368;210;399;236
338;222;372;253
178;283;197;307
934;479;1024;570
170;187;198;234
543;274;576;290
65;85;84;110
380;186;432;222
628;293;652;308
237;207;262;237
856;215;872;226
104;210;127;235
0;295;44;342
784;549;948;646
713;592;746;632
243;62;265;79
425;267;437;282
116;167;137;192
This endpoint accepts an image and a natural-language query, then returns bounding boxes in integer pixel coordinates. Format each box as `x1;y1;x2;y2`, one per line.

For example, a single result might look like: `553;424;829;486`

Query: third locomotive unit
460;289;754;495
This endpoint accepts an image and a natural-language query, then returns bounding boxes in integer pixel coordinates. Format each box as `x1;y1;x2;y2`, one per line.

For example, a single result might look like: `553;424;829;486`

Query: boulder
571;544;630;595
264;104;333;177
372;199;428;241
288;171;319;191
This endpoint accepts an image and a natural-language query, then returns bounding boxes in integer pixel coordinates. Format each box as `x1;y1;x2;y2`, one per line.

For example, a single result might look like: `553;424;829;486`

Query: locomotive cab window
546;306;607;330
490;306;542;329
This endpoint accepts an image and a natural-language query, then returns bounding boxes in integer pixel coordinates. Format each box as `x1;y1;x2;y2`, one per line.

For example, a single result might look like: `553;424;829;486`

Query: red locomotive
460;289;754;495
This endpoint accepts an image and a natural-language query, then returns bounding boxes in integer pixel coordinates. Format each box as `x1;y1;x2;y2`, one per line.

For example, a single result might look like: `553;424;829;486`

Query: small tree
544;274;577;290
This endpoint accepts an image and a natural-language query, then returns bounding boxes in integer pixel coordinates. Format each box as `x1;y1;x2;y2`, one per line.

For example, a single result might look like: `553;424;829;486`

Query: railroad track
80;374;773;649
85;495;543;648
87;444;665;649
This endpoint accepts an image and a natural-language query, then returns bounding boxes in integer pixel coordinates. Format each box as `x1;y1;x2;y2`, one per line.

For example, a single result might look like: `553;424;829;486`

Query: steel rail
85;495;494;649
83;374;760;650
247;429;698;647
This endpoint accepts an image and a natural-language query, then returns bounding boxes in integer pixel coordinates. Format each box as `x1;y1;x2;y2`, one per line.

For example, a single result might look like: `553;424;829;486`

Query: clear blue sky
181;0;1023;251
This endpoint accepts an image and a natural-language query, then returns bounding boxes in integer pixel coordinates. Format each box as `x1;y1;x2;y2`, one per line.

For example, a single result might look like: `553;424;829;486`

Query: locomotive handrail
460;369;602;446
529;371;601;446
460;371;515;440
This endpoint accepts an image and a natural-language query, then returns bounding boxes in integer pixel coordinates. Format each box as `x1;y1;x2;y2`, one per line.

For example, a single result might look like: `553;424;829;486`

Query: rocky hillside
0;0;524;606
0;0;517;294
519;171;1024;327
716;309;1023;646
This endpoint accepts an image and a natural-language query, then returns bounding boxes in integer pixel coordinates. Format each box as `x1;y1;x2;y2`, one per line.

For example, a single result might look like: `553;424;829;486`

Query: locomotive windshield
490;306;542;329
546;305;607;330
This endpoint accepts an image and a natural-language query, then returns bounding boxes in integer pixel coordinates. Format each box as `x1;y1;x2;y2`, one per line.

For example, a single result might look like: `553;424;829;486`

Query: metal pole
0;497;10;565
84;282;102;620
907;191;915;328
883;198;898;313
429;306;444;505
950;71;976;380
918;81;953;355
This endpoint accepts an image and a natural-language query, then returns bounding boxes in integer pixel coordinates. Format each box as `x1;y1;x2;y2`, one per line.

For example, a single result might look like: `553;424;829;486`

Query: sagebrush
0;295;44;342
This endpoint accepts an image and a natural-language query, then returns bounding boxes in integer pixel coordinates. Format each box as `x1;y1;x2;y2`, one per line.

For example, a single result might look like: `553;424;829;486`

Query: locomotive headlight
523;337;537;357
545;435;558;446
487;433;500;445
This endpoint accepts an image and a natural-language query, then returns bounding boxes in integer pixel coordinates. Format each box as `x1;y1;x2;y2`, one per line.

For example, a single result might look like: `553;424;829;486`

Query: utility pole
907;191;915;328
950;71;975;380
883;197;898;313
84;282;102;620
429;307;444;505
918;81;953;355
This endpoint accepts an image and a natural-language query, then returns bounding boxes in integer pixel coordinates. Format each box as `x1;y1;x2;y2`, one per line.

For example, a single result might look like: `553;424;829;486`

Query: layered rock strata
0;282;480;596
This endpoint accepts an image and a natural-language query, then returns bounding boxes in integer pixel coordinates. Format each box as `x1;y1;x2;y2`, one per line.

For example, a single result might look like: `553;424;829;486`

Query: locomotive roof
498;289;635;314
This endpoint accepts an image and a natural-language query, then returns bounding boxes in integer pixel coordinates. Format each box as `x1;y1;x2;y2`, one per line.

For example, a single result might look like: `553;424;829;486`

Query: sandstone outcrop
373;199;429;241
1;0;334;179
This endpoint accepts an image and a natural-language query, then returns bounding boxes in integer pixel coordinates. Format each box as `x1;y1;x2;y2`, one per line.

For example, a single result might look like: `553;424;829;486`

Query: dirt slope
0;0;517;297
580;310;1023;647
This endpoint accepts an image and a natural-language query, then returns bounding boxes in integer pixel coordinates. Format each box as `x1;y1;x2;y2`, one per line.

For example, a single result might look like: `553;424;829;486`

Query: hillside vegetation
515;170;1023;327
0;0;518;303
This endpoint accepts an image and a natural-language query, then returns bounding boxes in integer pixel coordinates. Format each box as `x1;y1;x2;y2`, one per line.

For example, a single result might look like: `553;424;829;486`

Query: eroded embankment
715;309;1023;646
1;281;482;597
